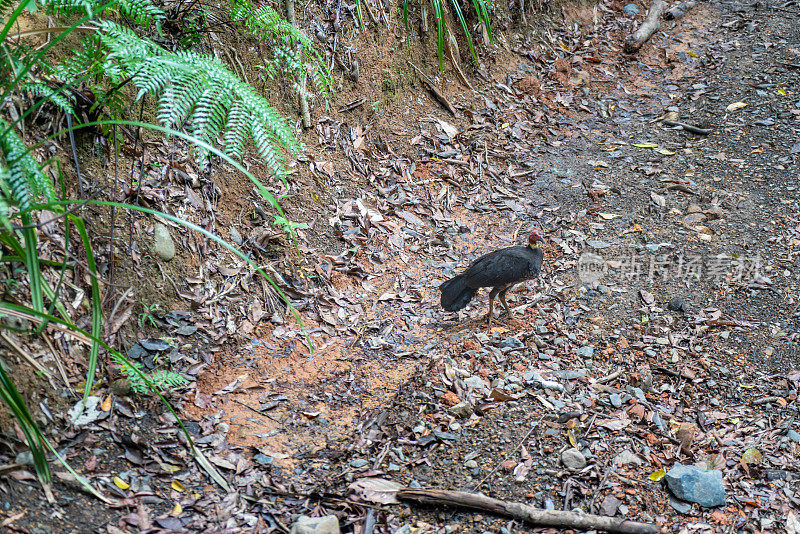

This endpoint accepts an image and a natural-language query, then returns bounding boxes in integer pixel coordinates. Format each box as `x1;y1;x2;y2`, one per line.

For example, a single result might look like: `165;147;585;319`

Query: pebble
554;369;588;380
153;223;176;261
500;336;523;349
623;3;639;14
587;240;611;249
665;463;726;508
668;496;693;514
229;226;242;245
350;459;368;468
668;296;686;312
533;335;546;348
15;451;34;465
449;401;474;419
289;515;340;534
463;376;488;392
609;393;623;408
613;449;643;466
464;459;479;469
682;213;707;225
576;345;594;358
787;429;800;443
561;448;587;469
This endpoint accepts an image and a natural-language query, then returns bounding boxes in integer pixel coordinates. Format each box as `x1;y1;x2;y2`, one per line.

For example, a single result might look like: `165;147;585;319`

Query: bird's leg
487;287;500;325
499;288;514;318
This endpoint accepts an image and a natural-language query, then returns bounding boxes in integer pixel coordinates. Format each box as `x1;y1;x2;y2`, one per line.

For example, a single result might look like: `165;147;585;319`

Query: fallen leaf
349;478;403;504
726;101;747;111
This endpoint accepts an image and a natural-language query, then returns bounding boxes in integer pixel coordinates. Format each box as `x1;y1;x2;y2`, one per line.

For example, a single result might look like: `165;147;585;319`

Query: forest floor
2;0;800;533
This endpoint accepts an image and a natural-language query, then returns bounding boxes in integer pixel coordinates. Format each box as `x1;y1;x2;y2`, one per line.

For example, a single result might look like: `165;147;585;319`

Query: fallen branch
398;488;663;534
664;0;696;20
624;0;666;54
662;119;712;135
407;60;457;115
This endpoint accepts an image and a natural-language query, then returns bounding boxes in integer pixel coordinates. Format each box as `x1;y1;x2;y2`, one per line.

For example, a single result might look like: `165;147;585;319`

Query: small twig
588;464;616;513
43;333;75;396
363;509;376;534
596;369;622;384
511;222;524;244
663;119;712;135
231;397;284;425
1;332;50;377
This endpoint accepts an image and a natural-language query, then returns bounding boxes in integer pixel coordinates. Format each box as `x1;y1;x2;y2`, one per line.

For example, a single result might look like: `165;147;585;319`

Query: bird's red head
528;230;543;246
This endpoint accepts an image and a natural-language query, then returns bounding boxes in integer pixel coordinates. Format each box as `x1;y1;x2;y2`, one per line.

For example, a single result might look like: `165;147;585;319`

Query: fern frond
44;0;164;26
21;82;76;114
99;21;298;176
229;0;333;102
0;0;17;17
111;353;188;394
0;119;55;214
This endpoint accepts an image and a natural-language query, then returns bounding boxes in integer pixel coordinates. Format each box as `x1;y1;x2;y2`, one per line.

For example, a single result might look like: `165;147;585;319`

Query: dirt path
184;0;800;531
4;1;798;532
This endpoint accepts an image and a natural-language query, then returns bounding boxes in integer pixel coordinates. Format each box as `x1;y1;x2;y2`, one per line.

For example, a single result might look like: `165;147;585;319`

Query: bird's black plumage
439;242;544;320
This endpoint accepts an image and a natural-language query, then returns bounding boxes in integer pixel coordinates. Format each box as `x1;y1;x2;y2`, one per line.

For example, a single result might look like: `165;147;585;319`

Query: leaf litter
2;0;800;532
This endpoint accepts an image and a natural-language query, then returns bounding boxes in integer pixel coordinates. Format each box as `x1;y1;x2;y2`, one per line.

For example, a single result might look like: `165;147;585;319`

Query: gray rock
15;451;34;465
668;496;693;514
576;345;594;358
609;393;623;408
229;226;243;245
705;205;725;220
449;401;474;419
463;376;488;392
349;459;368;468
533;335;546;348
787;429;800;443
665;463;726;508
623;3;639;14
464;459;479;469
500;336;523;349
587;240;611;250
561;448;587;469
600;495;621;516
668;297;686;312
290;515;341;534
153;223;176;261
554;369;588;380
613;450;643;466
682;213;707;225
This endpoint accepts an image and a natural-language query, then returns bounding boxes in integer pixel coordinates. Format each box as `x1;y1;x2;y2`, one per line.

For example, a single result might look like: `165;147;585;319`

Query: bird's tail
439;274;476;312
